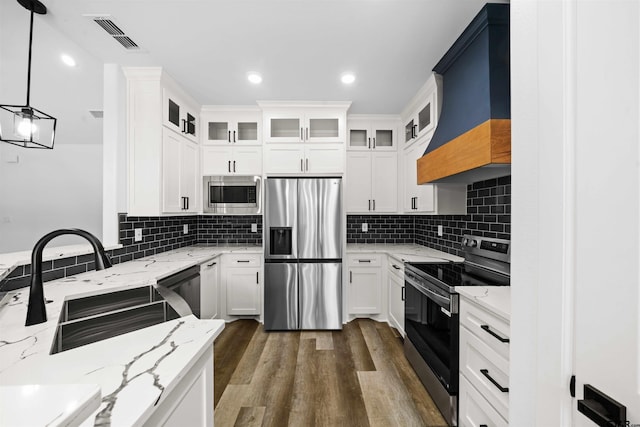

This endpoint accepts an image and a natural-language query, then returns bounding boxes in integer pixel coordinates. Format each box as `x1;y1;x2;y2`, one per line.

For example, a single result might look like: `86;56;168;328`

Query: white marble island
0;246;261;426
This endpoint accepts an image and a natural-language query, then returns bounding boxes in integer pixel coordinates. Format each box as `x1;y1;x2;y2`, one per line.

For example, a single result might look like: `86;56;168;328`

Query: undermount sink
51;286;180;355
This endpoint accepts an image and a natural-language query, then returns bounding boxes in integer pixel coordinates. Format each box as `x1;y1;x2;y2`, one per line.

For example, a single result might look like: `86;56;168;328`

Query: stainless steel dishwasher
157;266;201;318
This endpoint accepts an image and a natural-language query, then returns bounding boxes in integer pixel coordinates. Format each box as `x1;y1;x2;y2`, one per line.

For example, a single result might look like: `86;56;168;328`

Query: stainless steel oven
203;175;261;214
404;234;511;426
404;264;460;425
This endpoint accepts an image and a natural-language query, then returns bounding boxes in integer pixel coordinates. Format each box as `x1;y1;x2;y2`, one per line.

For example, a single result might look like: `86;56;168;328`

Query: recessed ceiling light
341;73;356;84
247;72;262;84
61;54;76;67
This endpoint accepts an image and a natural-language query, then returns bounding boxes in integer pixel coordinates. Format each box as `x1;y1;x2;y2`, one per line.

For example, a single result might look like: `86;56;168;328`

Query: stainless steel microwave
203;176;261;214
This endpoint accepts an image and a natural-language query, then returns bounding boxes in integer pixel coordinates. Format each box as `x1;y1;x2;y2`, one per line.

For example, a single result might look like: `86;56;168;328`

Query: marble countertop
0;245;262;426
455;286;511;320
0;383;101;427
346;243;463;263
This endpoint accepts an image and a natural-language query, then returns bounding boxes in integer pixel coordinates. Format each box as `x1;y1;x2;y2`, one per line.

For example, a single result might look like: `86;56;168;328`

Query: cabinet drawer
222;253;261;267
347;253;382;267
459;375;508;427
460;326;509;420
460;297;510;360
387;258;404;279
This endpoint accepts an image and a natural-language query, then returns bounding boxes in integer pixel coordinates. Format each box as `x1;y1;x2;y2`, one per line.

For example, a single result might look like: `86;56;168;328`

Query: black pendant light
0;0;57;149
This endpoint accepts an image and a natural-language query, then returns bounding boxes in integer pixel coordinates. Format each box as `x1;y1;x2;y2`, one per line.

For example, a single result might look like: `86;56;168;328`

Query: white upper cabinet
201;107;261;145
264;143;343;175
347;116;399;151
401;73;441;146
123;67;200;216
346;151;398;213
259;101;350;144
163;88;198;143
201;145;262;176
402;135;466;214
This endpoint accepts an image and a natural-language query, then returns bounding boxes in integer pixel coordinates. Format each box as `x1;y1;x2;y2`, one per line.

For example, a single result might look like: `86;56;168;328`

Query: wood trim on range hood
417;119;511;184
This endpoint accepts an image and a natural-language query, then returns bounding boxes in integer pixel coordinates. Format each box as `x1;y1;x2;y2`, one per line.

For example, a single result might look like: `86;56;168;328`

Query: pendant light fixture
0;0;57;149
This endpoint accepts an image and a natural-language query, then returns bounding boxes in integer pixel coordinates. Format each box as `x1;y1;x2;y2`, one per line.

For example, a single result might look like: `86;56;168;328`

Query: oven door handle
405;275;451;309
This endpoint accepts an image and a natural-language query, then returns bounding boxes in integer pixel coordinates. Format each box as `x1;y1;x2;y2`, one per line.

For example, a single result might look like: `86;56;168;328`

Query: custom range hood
417;3;510;184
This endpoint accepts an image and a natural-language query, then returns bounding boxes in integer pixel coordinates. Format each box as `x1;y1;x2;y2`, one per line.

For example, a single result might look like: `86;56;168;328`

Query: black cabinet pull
373;200;375;211
233;130;236;142
206;261;216;267
358;259;371;263
228;130;231;142
233;160;236;173
577;384;627;427
480;369;509;392
368;137;371;149
300;158;304;171
300;128;303;141
306;127;309;141
305;158;308;171
237;260;251;263
401;286;405;301
349;271;352;283
368;200;371;211
480;425;488;427
186;197;189;210
228;160;231;173
480;324;510;343
392;264;401;270
373;137;376;149
256;271;259;284
412;124;417;138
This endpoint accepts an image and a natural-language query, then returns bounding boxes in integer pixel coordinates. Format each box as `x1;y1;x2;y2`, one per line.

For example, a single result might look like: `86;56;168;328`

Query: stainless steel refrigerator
264;178;342;330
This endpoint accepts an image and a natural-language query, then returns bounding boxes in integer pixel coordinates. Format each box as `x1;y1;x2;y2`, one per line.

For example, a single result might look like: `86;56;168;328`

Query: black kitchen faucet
25;229;112;326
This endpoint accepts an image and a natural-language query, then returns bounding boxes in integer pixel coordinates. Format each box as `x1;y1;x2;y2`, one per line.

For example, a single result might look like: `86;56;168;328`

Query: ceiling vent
89;16;141;50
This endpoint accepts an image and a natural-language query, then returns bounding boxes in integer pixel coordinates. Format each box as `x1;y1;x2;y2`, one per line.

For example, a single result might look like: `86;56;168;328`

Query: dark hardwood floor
214;319;447;427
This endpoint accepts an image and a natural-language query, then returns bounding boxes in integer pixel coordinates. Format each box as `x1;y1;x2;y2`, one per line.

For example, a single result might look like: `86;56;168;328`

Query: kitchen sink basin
51;286;181;355
61;286;164;322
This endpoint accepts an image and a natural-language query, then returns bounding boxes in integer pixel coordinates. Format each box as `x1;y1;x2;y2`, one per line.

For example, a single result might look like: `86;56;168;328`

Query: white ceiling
1;0;505;147
38;0;501;114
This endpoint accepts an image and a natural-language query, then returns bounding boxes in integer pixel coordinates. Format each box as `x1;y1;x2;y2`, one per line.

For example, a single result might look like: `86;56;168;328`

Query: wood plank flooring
214;319;447;427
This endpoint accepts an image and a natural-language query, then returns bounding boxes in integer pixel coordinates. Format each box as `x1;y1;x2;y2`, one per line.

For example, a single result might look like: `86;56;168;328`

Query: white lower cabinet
223;254;261;316
387;259;405;336
347;254;382;314
144;346;213;426
199;258;219;319
459;295;510;426
458;375;508;427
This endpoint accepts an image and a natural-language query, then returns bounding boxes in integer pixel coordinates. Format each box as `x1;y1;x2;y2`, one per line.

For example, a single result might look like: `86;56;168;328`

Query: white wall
511;0;640;424
0;0;105;252
0;143;103;252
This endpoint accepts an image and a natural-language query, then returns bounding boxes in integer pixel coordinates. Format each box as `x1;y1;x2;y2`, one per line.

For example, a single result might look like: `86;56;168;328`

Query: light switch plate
438;225;443;237
134;228;142;242
251;223;258;233
183;224;188;234
362;223;368;232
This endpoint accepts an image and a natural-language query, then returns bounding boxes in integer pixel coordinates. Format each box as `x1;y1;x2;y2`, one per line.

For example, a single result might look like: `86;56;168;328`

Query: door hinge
570;375;576;398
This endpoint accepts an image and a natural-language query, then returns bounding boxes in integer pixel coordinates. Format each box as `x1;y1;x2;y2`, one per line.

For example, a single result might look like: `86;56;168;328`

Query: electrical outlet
362;223;368;232
183;224;188;234
251;223;258;233
438;225;443;237
134;228;142;242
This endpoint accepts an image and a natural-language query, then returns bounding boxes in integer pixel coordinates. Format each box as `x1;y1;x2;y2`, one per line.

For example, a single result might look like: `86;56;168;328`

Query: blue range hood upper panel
426;3;510;155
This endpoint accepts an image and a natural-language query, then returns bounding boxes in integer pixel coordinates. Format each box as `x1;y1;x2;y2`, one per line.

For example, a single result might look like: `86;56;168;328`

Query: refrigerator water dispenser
270;227;292;255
